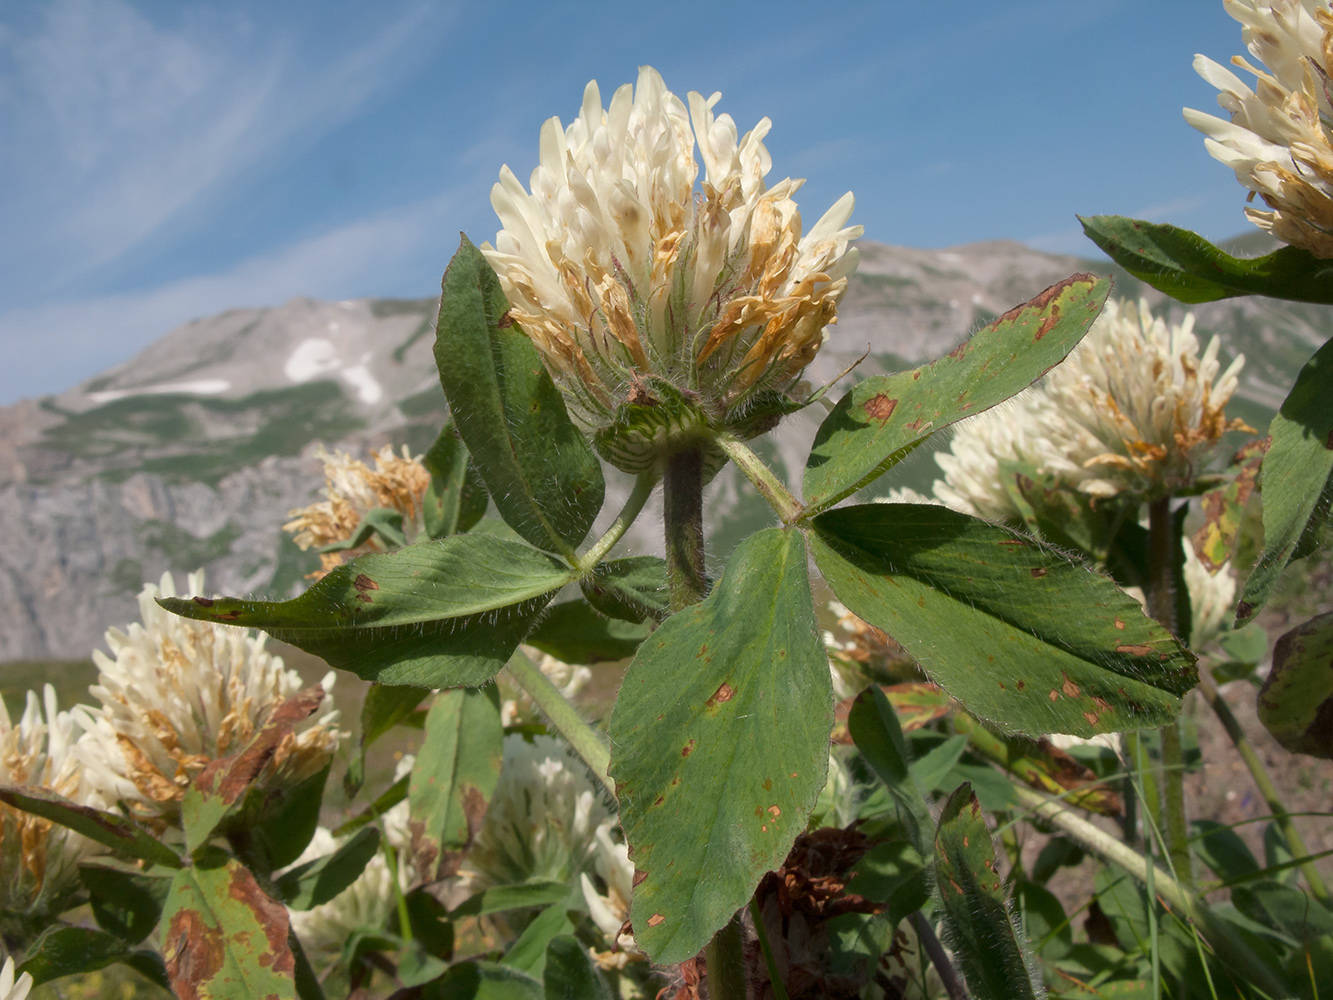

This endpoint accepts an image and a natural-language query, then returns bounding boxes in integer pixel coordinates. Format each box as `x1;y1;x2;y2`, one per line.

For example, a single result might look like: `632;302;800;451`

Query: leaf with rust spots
1193;439;1265;573
156;532;574;689
607;529;831;964
408;685;503;882
353;573;379;593
934;784;1042;1000
812;503;1194;738
160;859;296;999
0;786;181;869
182;686;325;854
804;273;1110;513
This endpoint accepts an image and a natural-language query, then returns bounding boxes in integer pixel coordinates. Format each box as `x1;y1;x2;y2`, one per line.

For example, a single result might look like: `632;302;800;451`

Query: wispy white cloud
0;0;449;301
0;190;462;404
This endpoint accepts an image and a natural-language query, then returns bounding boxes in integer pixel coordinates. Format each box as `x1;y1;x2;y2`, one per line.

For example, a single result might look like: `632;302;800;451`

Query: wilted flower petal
483;66;861;439
1186;0;1333;255
72;571;346;827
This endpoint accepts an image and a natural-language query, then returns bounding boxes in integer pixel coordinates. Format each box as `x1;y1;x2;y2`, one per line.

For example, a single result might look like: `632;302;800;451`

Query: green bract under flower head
482;66;860;466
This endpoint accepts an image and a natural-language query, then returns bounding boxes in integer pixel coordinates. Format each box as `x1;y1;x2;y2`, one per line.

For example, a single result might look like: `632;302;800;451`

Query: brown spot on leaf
1116;644;1153;656
768;805;781;818
191;596;214;608
998;681;1006;689
763;778;772;791
1114;618;1125;630
1049;689;1060;702
653;795;665;806
905;417;927;431
681;739;696;758
648;913;665;927
963;836;969;847
1061;674;1081;698
1034;303;1061;340
949;341;968;360
705;682;735;708
1083;711;1099;725
633;870;647;887
863;394;897;423
164;907;225;1000
498;310;514;329
1016;680;1026;691
998;539;1030;549
1030;567;1047;578
226;864;294;981
193;686;324;804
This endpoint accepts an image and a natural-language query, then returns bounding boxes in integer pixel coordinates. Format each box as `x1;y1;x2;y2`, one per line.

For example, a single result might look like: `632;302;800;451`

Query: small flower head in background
482;65;861;449
1185;0;1333;256
73;571;345;827
580;825;643;965
0;958;31;1000
465;734;615;891
499;648;592;728
823;600;915;697
284;444;431;579
0;686;104;925
935;298;1247;511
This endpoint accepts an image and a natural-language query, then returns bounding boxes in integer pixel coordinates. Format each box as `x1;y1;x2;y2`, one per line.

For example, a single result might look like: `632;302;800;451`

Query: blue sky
0;0;1259;404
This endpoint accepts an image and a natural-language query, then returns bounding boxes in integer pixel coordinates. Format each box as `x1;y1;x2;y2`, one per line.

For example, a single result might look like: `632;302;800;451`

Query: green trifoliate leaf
934;784;1043;1000
1080;214;1333;305
1238;337;1333;624
811;504;1195;738
159;534;575;687
408;686;504;882
803;273;1110;514
273;827;380;911
607;528;832;964
421;417;489;539
580;556;668;623
1258;611;1333;759
435;236;605;555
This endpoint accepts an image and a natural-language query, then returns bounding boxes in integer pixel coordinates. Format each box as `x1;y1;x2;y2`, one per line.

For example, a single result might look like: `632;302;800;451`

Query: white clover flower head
73;571;346;827
0;685;105;919
464;734;615;890
934;299;1247;510
1184;544;1239;648
580;825;643;964
0;958;31;1000
284;444;431;579
823;600;911;691
1185;0;1333;255
482;66;861;449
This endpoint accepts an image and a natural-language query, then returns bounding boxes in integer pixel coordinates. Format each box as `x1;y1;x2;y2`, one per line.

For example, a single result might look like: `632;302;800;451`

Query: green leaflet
543;935;614;1000
408;686;504;882
803;274;1109;513
159;534;574;687
273;827;381;911
425;961;543;999
934;784;1042;1000
525;599;652;663
811;504;1195;738
1258;611;1333;759
580;556;669;623
160;858;296;999
434;237;605;556
0;786;181;869
1238;337;1333;624
1080;214;1333;305
16;927;162;987
846;686;933;852
421;418;489;539
449;881;572;920
607;528;832;964
346;683;430;793
81;865;171;946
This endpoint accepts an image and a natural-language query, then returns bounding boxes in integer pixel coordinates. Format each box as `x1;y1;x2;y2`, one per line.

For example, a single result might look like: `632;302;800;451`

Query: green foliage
1259;611;1333;758
803;274;1110;512
811;503;1195;737
524;599;652;663
1239;336;1333;624
607;528;832;964
579;556;669;623
434;236;605;556
273;828;380;910
407;686;504;882
421;418;489;539
846;686;933;850
0;786;181;869
933;784;1042;1000
18;927;169;990
542;936;614;1000
1080;214;1333;305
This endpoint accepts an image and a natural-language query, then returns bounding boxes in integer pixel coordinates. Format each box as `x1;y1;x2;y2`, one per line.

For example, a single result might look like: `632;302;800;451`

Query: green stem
577;471;658;571
1013;785;1287;999
1198;669;1332;904
704;913;747;1000
715;433;803;525
909;911;970;1000
505;651;613;797
1146;497;1193;890
748;898;790;1000
664;447;709;610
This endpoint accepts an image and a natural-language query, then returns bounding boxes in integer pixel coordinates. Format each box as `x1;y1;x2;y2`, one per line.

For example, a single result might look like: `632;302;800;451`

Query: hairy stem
578;471;658;571
505;651;612;797
1197;669;1332;904
748;898;790;1000
704;907;746;1000
1147;497;1193;889
910;912;970;1000
715;433;803;524
664;447;709;610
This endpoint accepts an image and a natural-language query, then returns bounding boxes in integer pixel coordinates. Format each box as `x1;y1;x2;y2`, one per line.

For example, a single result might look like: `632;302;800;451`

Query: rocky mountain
1;236;1324;662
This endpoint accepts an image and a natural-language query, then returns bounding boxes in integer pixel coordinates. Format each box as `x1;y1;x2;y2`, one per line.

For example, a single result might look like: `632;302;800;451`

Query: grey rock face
1;238;1324;662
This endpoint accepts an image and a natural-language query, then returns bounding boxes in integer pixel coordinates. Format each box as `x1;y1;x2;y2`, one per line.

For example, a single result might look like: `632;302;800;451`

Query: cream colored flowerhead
482;66;861;430
1186;0;1333;256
